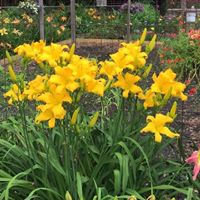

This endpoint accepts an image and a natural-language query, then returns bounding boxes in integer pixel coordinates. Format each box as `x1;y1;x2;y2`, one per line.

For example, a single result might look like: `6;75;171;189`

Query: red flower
167;59;173;64
189;87;197;96
185;79;191;85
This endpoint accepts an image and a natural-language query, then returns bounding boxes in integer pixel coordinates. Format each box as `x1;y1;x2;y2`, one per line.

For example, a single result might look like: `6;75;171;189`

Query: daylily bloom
12;28;23;36
113;73;143;98
23;75;48;100
186;148;200;180
0;28;8;36
99;60;119;80
151;69;187;101
4;84;25;105
110;42;147;72
85;78;106;96
3;18;10;24
35;85;72;128
12;18;20;24
61;16;67;21
49;66;79;93
141;113;179;143
46;16;53;22
139;89;159;109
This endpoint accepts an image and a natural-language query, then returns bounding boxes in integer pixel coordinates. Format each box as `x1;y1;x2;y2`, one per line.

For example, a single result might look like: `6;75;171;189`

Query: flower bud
69;43;75;61
8;65;17;82
146;34;157;54
128;195;137;200
89;112;99;128
147;194;156;200
140;28;147;45
65;191;72;200
71;107;80;125
162;87;172;106
169;101;177;119
142;64;152;78
6;50;13;65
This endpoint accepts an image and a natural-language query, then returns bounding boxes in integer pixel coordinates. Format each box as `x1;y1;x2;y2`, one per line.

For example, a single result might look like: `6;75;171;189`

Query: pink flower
185;79;191;86
186;149;200;180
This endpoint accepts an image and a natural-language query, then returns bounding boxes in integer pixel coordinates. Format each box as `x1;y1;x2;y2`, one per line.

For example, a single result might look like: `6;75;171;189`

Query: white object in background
186;6;196;22
96;0;107;7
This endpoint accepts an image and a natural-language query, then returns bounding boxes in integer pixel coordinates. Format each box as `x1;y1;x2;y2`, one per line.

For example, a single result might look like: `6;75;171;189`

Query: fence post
127;0;131;42
70;0;76;44
39;0;45;40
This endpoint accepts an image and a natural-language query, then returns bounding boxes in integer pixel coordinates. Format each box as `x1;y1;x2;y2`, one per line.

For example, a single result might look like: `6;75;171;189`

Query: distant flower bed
0;3;181;59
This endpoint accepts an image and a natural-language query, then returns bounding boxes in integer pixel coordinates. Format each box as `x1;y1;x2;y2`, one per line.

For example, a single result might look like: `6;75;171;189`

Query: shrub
160;30;200;84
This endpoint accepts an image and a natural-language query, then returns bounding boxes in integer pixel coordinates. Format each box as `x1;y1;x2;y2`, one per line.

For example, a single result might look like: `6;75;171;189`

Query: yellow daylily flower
14;41;69;68
0;28;8;36
50;66;79;93
23;75;48;100
151;69;187;101
139;89;159;109
35;85;72;128
110;43;147;72
69;57;98;82
85;78;106;96
141;113;179;143
4;84;25;105
113;73;143;98
99;60;119;80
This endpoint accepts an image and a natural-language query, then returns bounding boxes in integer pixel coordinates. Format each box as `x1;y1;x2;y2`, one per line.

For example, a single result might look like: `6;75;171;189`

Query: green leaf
114;169;121;195
186;188;193;200
77;172;84;200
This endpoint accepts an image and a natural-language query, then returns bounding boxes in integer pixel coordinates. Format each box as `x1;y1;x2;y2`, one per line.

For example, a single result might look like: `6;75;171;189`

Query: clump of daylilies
4;29;199;181
4;28;186;137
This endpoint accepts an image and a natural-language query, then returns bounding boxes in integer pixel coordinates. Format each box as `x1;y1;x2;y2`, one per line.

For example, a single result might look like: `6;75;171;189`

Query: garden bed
1;38;198;157
0;35;200;199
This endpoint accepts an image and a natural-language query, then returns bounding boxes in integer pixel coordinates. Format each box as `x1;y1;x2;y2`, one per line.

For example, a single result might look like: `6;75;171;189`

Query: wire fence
1;0;200;57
